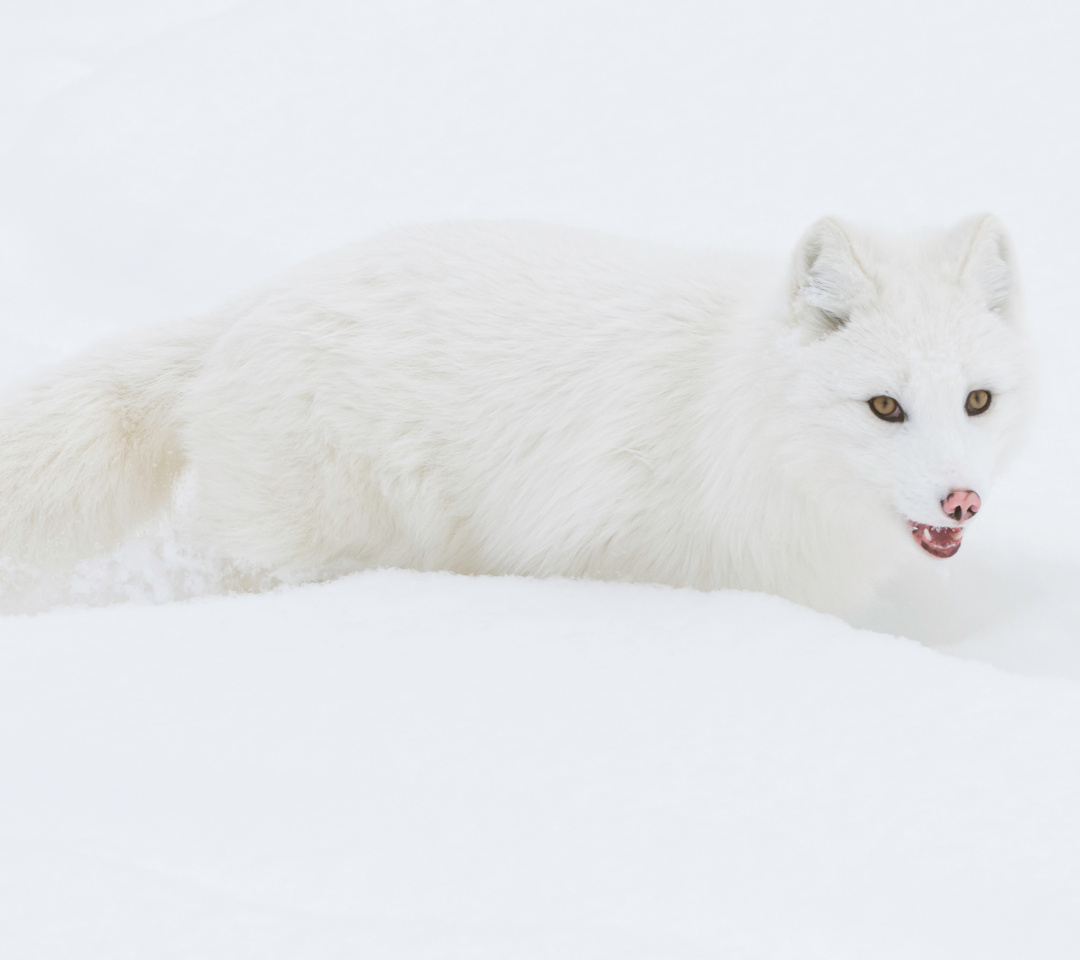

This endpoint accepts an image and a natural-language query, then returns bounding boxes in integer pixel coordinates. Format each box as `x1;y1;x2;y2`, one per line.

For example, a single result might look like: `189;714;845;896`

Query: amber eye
869;395;906;423
965;389;992;416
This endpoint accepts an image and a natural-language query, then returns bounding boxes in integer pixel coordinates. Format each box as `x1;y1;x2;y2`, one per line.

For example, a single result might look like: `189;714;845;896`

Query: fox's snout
941;489;980;523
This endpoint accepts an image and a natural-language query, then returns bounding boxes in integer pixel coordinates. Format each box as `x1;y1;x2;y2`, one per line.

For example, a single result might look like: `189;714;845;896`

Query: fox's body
0;219;1034;615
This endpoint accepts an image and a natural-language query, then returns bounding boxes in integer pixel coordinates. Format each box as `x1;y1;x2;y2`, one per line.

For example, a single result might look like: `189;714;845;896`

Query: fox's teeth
951;528;964;541
923;528;931;541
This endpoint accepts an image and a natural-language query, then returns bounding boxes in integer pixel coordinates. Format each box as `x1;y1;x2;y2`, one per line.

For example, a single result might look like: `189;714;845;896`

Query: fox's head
782;214;1035;560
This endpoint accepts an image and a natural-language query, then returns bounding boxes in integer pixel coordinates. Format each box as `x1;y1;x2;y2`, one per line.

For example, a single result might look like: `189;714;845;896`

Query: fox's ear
954;214;1017;319
790;217;871;335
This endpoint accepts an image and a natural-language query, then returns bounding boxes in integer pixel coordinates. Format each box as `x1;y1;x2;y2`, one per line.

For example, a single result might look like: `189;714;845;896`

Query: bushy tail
0;316;224;565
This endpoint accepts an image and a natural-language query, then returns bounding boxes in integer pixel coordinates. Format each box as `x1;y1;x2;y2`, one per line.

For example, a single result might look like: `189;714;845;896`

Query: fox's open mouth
909;522;964;559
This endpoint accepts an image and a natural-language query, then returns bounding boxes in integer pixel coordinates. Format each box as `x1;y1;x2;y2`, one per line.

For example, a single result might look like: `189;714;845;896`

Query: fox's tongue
910;522;964;559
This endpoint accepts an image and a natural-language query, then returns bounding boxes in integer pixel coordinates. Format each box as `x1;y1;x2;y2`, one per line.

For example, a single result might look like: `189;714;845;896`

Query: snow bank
3;571;1080;958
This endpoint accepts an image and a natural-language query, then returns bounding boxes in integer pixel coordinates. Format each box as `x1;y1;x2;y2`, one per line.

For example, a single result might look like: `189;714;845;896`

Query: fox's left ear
954;214;1018;320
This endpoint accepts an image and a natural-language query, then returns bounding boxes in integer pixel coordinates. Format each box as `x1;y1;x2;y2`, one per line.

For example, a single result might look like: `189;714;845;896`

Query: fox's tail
0;316;224;564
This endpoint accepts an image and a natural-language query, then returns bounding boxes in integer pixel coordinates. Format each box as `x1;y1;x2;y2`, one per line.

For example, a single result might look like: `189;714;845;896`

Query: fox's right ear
790;217;871;336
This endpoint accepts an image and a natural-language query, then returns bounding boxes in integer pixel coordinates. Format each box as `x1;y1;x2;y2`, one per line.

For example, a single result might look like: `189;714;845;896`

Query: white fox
0;217;1034;615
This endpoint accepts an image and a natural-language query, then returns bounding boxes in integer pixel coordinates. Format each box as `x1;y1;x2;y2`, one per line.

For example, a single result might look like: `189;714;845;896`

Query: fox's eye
965;389;991;416
869;395;905;423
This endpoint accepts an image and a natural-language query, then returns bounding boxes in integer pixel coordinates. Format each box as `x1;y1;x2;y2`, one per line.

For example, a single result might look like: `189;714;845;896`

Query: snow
5;573;1080;958
1;0;1079;955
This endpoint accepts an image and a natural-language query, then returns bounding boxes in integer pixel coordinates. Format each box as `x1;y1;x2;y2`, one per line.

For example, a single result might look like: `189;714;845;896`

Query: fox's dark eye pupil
869;395;905;422
965;389;991;415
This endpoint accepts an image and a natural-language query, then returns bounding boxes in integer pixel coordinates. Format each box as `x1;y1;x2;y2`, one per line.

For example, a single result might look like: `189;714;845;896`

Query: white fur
0;218;1035;615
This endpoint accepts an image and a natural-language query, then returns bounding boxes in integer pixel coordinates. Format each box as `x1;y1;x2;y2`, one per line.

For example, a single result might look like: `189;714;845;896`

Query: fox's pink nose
941;489;981;523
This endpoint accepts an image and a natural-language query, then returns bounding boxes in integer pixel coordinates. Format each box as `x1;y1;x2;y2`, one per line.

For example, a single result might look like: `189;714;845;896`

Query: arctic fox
0;217;1033;615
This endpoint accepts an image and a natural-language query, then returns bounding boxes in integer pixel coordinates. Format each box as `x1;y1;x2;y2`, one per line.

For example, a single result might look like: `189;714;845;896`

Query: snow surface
1;1;1079;955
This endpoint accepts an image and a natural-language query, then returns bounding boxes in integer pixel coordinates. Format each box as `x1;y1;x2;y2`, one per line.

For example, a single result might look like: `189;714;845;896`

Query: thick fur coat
0;217;1034;615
